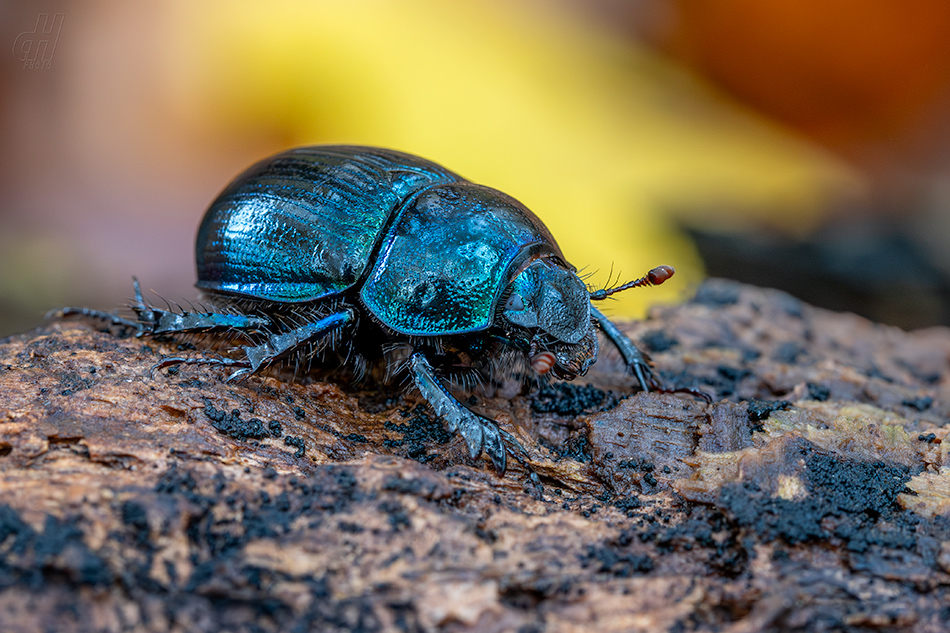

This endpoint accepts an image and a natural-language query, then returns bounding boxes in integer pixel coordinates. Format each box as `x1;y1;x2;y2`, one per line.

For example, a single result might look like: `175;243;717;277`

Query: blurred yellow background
2;0;949;335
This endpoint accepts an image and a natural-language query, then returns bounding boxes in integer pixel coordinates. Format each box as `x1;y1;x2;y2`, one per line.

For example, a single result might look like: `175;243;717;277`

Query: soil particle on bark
2;279;950;632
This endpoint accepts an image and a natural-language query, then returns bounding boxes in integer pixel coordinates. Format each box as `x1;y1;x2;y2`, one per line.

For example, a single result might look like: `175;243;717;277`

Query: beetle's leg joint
235;309;354;374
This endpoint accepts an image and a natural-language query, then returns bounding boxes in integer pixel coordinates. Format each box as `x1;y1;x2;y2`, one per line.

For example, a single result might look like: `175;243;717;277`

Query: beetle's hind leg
128;278;271;336
158;309;355;381
53;277;272;336
51;306;144;331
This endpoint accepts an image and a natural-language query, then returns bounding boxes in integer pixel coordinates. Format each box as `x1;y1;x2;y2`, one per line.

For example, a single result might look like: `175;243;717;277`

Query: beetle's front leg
590;305;661;392
409;351;510;474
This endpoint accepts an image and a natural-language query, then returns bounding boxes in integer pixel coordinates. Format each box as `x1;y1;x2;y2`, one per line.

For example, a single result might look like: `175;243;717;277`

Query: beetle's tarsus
653;385;714;403
481;422;507;474
152;356;250;380
226;368;255;382
51;306;145;332
155;356;249;370
495;428;542;497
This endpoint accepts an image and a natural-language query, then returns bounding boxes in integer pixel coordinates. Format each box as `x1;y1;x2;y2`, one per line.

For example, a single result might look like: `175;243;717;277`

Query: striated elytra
61;146;674;475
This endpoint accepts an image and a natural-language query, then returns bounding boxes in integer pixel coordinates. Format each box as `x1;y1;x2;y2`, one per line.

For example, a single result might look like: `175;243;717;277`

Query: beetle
61;146;674;474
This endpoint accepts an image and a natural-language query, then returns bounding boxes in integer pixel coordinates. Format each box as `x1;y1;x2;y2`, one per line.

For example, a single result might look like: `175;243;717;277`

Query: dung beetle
61;146;674;474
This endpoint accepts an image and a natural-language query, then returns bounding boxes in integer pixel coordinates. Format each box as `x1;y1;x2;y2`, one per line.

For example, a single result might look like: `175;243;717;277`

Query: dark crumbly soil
2;278;950;632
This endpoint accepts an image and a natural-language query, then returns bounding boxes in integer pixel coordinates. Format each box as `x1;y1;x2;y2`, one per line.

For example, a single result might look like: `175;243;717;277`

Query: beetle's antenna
589;265;674;301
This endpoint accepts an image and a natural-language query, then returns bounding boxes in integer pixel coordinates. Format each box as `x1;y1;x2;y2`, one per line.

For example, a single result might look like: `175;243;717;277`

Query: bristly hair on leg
393;355;417;393
348;353;369;383
486;345;530;386
444;366;485;391
383;343;414;384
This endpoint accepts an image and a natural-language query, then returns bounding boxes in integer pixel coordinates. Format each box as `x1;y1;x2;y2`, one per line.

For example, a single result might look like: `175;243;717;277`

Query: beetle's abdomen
362;183;565;335
196;146;460;302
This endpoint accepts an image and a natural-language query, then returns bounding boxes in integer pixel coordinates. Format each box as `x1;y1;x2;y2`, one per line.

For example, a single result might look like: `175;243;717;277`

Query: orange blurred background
659;0;950;166
2;0;950;335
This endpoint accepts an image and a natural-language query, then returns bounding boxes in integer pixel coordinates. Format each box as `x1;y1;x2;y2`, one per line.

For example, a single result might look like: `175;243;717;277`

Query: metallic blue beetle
65;146;673;474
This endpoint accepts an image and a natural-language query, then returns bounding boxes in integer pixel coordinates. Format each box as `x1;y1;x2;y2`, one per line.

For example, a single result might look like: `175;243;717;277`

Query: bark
2;279;950;632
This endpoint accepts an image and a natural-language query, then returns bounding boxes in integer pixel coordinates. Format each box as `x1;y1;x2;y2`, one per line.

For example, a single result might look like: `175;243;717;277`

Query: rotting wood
2;279;950;632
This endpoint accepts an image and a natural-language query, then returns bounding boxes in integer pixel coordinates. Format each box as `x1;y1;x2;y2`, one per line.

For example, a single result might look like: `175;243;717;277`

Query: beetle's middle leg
157;309;355;381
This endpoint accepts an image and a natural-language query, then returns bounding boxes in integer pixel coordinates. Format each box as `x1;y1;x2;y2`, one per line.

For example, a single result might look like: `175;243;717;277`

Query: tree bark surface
2;279;950;632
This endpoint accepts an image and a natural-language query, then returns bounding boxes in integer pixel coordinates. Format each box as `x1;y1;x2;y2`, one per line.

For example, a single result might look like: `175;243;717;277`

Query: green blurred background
3;0;950;336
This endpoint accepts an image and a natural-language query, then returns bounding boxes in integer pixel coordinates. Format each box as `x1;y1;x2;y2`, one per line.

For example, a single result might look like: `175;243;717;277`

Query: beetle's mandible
61;146;675;474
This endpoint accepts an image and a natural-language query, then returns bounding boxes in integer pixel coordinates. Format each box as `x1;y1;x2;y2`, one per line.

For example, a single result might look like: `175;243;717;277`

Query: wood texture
2;279;950;632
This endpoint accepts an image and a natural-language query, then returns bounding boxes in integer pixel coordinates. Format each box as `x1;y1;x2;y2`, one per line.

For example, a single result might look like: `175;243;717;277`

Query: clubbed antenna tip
589;265;675;301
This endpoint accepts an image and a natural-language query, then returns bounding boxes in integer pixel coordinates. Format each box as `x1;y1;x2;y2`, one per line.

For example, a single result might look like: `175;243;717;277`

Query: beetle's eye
505;294;525;312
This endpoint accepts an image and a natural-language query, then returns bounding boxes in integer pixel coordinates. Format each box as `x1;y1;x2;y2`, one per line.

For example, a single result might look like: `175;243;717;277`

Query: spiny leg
52;278;153;331
157;309;354;381
128;277;271;335
53;277;271;336
141;304;270;336
409;351;511;474
590;305;660;392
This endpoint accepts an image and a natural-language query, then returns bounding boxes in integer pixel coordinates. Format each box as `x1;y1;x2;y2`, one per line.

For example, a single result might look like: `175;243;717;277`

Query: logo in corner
13;13;64;69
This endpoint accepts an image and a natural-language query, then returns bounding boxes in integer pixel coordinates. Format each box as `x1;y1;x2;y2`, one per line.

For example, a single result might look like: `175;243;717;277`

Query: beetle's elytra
62;146;673;474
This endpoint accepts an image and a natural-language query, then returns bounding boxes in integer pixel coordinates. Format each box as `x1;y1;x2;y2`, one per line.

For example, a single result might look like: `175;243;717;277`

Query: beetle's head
501;259;598;380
